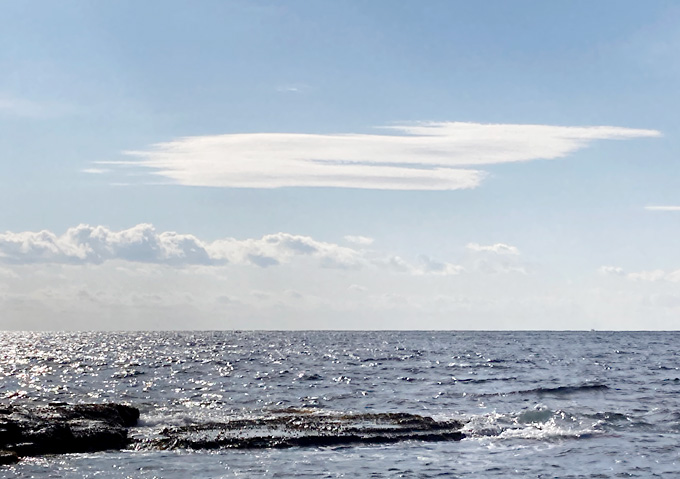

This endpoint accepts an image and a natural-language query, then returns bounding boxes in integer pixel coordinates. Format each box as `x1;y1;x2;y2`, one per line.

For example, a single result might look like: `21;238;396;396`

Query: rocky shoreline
1;403;465;463
0;403;139;464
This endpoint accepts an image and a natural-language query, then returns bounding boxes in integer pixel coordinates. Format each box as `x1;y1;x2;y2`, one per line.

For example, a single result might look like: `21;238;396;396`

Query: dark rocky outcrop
138;411;465;450
0;450;19;465
0;403;139;458
1;404;465;461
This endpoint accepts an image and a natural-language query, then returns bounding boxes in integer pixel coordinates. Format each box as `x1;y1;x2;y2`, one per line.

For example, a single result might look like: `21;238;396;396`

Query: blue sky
1;1;679;330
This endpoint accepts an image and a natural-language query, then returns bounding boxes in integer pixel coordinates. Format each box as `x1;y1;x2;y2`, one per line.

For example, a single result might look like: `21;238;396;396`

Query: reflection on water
2;331;679;477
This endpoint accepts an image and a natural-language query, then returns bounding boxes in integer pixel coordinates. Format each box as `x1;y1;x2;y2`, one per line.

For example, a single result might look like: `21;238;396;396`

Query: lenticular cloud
100;122;660;190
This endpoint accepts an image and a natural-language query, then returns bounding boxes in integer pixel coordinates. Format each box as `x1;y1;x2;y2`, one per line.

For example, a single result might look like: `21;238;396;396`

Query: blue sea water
1;331;679;478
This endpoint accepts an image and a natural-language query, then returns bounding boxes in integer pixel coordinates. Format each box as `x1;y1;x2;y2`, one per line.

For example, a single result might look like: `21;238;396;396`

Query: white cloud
416;255;465;276
598;265;625;276
465;242;527;274
466;242;520;255
10;226;680;330
419;255;465;276
628;269;680;282
81;168;111;174
348;284;368;293
275;83;308;93
100;122;660;191
644;205;680;211
3;248;680;330
0;224;212;265
0;225;461;276
344;235;374;246
598;265;680;282
207;232;366;269
372;255;414;273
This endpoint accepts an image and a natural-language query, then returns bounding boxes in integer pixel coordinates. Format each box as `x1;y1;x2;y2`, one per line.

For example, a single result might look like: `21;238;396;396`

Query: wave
462;407;596;441
479;383;609;397
451;376;518;384
459;403;672;442
524;383;610;395
133;403;667;451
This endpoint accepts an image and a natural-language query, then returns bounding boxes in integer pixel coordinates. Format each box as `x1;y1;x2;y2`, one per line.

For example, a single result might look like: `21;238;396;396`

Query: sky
1;0;679;330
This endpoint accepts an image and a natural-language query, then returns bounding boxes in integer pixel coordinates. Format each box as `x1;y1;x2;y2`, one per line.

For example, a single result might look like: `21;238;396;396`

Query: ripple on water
1;331;679;477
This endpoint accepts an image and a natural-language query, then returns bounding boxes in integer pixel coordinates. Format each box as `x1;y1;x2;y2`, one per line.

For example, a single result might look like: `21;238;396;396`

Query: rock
0;450;19;465
0;403;139;458
0;404;465;459
138;411;465;450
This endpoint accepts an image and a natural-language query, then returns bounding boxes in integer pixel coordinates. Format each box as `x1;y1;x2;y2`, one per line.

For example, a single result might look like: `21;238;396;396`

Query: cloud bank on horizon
0;224;478;276
98;122;661;190
2;224;678;331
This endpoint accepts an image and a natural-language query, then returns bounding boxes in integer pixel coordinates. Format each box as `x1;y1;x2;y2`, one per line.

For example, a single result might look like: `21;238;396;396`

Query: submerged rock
138;411;465;450
0;403;139;458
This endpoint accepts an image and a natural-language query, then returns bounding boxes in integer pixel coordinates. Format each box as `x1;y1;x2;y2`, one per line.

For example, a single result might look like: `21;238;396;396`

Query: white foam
462;407;600;441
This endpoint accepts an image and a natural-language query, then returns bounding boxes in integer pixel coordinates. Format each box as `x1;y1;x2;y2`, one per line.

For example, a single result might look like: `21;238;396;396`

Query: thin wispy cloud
275;83;308;93
0;94;72;119
644;205;680;211
0;95;46;118
99;122;660;191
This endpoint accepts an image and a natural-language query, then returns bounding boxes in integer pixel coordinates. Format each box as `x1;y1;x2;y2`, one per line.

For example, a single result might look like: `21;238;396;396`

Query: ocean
1;331;678;478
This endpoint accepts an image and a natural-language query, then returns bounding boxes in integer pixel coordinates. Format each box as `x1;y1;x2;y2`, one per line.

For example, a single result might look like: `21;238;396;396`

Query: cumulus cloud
207;232;365;269
0;224;211;265
598;265;680;282
100;122;660;191
0;225;362;268
372;255;414;273
464;242;527;274
416;255;464;276
5;240;680;330
466;242;520;255
368;254;463;276
0;225;462;276
598;265;625;276
344;235;374;246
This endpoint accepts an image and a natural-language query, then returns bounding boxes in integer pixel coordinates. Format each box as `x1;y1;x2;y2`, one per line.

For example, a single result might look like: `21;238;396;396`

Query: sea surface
1;331;678;478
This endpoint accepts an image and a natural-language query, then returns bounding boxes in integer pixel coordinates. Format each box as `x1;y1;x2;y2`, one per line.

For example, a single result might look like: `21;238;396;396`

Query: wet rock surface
0;403;139;458
137;411;465;450
1;404;465;460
